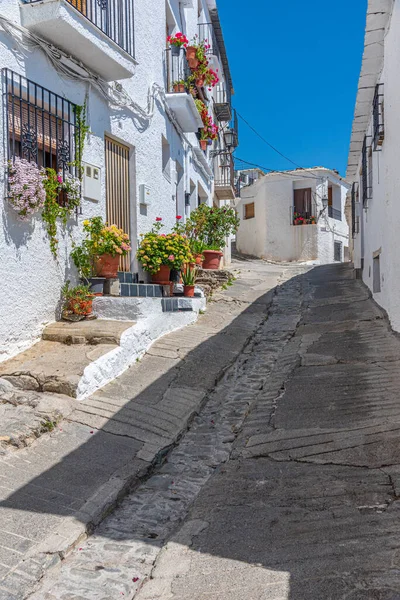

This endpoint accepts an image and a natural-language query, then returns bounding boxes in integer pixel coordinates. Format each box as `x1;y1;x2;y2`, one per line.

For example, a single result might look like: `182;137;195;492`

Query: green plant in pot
61;280;94;321
136;218;193;285
181;264;196;297
71;217;131;288
186;204;240;270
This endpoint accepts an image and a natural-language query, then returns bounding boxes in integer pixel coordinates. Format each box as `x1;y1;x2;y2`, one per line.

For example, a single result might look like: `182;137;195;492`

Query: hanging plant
7;157;46;219
72;102;90;181
42;169;81;257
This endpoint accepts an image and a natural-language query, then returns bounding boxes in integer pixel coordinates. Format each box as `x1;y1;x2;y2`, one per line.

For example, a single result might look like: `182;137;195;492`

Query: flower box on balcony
20;0;136;81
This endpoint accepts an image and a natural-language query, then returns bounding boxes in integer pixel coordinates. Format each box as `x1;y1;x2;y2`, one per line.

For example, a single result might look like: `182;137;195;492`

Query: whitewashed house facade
346;1;400;329
235;167;350;263
0;0;237;360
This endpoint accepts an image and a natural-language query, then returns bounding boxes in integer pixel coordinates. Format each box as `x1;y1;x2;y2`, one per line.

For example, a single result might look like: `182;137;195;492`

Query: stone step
42;319;136;345
0;340;121;398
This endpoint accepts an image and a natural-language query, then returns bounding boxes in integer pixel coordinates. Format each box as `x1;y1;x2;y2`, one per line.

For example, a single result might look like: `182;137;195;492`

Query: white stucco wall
0;0;231;360
351;2;400;330
236;169;349;263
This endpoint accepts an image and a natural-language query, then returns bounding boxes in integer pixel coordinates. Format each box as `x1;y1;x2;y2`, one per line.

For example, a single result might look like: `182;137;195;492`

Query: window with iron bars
361;137;372;207
3;69;80;205
351;182;360;237
373;83;384;150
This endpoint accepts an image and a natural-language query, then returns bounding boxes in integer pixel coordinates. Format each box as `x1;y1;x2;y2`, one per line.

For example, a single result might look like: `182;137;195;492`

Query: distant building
235;168;350;263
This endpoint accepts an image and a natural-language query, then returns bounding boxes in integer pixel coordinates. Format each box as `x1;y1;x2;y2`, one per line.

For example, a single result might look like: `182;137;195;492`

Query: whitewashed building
235;167;350;263
346;1;400;329
0;0;237;360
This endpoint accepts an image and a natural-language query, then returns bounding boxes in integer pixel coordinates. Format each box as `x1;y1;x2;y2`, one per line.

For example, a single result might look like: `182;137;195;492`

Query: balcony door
294;188;312;218
105;136;131;272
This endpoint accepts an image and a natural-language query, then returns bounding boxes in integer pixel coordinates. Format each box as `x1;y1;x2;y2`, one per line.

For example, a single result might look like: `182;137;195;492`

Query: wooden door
105;136;131;272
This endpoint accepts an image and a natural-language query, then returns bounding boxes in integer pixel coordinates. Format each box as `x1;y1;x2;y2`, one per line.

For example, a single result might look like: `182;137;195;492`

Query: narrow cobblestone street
24;261;400;600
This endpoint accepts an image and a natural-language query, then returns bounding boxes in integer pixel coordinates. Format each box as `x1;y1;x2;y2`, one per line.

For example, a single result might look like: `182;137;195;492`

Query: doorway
105;136;131;272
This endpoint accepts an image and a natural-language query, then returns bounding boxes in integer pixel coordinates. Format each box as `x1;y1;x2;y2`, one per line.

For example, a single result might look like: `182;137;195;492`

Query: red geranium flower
176;215;182;220
156;217;162;221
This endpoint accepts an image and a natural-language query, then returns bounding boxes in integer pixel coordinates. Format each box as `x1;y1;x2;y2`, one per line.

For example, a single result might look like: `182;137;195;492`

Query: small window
162;135;171;181
373;254;381;293
334;241;342;262
244;202;255;219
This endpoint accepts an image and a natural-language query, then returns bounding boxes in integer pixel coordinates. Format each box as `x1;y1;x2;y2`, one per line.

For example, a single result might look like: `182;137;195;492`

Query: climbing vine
72;102;90;180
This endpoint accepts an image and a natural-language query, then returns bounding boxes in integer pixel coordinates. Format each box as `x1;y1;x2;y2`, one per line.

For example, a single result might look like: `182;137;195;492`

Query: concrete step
42;319;136;345
0;340;120;398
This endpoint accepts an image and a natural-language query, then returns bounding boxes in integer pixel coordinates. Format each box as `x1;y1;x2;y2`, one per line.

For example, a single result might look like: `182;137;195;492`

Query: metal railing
214;153;234;189
164;48;191;94
25;0;135;57
362;136;372;206
328;206;342;221
198;22;221;63
351;182;359;237
373;83;384;150
213;83;232;122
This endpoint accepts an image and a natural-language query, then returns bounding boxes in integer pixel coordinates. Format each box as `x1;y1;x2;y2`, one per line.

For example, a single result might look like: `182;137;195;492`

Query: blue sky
218;0;367;177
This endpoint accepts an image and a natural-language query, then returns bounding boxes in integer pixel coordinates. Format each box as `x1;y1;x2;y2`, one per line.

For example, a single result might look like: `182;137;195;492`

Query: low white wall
76;296;207;399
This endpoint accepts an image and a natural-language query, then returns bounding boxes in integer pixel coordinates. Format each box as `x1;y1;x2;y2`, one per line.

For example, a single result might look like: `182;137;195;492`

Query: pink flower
168;254;175;261
57;174;63;184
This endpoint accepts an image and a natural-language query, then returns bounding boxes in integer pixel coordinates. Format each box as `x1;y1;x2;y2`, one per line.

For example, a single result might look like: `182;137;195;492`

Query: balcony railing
213;83;232;122
24;0;135;57
214;153;236;200
198;22;221;63
328;206;342;221
373;83;384;150
164;48;191;94
291;204;317;225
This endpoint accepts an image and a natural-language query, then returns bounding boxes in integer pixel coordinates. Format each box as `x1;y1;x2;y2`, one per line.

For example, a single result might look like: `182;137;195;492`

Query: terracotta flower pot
184;285;195;297
200;140;207;151
96;254;120;279
195;254;203;266
186;47;199;69
196;77;205;87
202;249;223;270
173;84;185;93
151;265;171;284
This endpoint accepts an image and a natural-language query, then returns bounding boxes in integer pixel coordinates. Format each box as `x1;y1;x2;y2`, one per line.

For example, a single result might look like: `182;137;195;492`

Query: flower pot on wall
196;77;205;87
202;250;223;270
95;254;120;279
184;285;195;297
195;254;204;266
68;297;94;317
151;265;171;284
186;47;199;69
173;84;185;93
200;140;207;151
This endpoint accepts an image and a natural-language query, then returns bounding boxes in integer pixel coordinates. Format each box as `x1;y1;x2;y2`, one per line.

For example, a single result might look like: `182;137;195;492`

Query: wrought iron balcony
214;153;236;201
21;0;135;81
373;83;384;150
213;83;232;122
164;49;203;133
198;22;221;75
328;206;342;221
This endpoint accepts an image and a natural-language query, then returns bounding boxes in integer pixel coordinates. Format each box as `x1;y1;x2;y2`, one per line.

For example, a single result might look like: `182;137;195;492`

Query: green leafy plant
186;204;240;251
71;217;131;279
72;102;90;180
62;280;94;316
136;218;193;274
181;264;196;286
42;169;81;256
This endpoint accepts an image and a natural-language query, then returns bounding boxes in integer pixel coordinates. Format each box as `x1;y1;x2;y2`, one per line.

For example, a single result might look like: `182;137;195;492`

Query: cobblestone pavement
28;262;400;600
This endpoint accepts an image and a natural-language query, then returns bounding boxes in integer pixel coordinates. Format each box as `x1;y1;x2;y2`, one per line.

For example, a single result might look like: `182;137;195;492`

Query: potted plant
181;264;196;297
136;218;193;284
167;32;189;57
190;239;206;265
70;243;105;296
71;217;131;283
7;157;46;219
186;204;240;270
62;281;94;320
172;80;186;93
186;36;209;70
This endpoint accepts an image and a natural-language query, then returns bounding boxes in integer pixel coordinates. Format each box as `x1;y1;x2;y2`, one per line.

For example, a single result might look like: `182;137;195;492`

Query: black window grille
373;83;384;150
3;69;79;179
362;137;372;207
351;182;360;237
24;0;135;58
